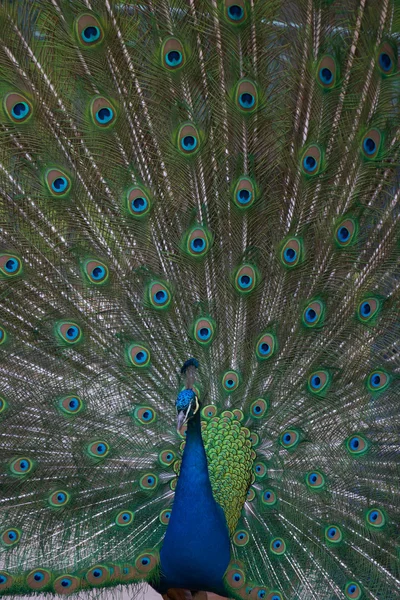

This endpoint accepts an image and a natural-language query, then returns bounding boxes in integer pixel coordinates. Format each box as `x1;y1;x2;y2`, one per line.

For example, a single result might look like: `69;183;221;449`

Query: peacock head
175;388;199;432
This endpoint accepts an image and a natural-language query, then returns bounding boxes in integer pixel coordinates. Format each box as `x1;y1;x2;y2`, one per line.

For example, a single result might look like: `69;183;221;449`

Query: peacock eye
4;93;33;123
76;14;103;47
301;144;322;175
162;37;185;70
49;490;71;507
83;260;109;284
133;406;156;425
256;332;276;360
302;300;324;328
178;123;200;155
56;321;82;345
235;264;258;294
225;1;246;24
126;185;152;218
193;317;215;345
148;281;172;310
45;169;71;197
280;429;300;449
127;344;151;368
233;529;249;546
281;237;302;267
88;441;110;458
115;510;134;526
250;398;268;419
233;176;256;208
90;97;116;128
236;79;258;112
222;370;240;392
324;525;342;543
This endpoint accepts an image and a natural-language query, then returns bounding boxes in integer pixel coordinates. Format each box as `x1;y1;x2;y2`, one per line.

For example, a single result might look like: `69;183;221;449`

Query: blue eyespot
284;433;291;443
96;107;114;124
51;177;68;193
369;510;378;522
91;266;106;281
93;569;102;578
370;373;381;388
141;410;152;422
69;398;79;410
360;301;371;317
61;578;72;588
57;492;66;503
259;342;270;356
258;591;266;599
237;189;252;205
311;375;321;388
181;135;197;151
131;197;148;213
7;531;17;541
239;93;255;109
225;379;235;388
319;67;333;84
238;274;252;288
33;572;44;582
147;476;154;486
348;585;356;594
273;540;281;549
198;327;211;340
233;573;242;582
135;350;148;364
166;50;182;67
303;155;317;172
20;460;29;472
228;5;244;20
141;557;150;566
338;226;350;242
379;52;392;72
328;527;336;538
350;437;359;450
11;102;30;120
82;26;100;43
190;237;206;253
305;308;317;323
97;443;107;455
66;326;79;341
154;290;168;304
309;473;317;484
363;137;376;155
122;513;130;522
4;259;18;273
0;575;6;584
284;247;297;263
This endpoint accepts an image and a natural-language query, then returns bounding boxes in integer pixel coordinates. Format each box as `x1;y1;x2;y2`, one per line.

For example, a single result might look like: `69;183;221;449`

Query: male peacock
0;1;399;599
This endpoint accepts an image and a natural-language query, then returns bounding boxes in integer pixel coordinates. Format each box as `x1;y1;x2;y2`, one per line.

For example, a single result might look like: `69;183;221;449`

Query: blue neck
158;410;231;594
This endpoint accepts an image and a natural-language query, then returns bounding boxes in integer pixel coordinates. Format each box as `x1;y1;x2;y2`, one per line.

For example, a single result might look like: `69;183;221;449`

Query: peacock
0;1;399;599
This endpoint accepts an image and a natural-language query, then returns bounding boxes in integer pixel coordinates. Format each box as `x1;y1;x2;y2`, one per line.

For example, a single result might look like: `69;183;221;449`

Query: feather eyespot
27;569;51;590
139;473;158;490
261;489;277;506
302;300;324;328
127;344;151;368
178;123;200;155
56;321;82;344
334;218;357;247
236;80;258;112
0;572;12;592
159;509;172;525
159;449;176;466
0;326;6;346
225;566;246;589
53;575;80;595
246;488;255;501
0;396;8;415
270;538;286;555
162;37;185;70
225;1;246;24
306;470;325;490
266;592;283;600
222;370;240;392
87;441;110;458
235;264;258;294
301;144;323;175
233;530;249;546
193;317;215;346
233;177;256;209
280;429;300;449
184;226;212;257
357;297;381;322
361;129;382;159
366;507;385;528
133;406;156;425
115;510;134;527
90;97;116;128
280;237;302;267
45;169;71;197
255;332;276;360
254;462;267;479
345;581;362;600
307;370;330;395
59;395;84;416
126;185;152;218
201;404;217;419
316;56;338;89
135;553;158;573
4;93;33;123
10;457;34;476
250;398;268;419
377;42;397;76
86;566;109;586
346;434;369;456
76;14;103;47
367;369;390;392
0;254;22;278
148;281;171;310
324;525;342;544
49;490;70;508
83;260;109;284
1;528;21;547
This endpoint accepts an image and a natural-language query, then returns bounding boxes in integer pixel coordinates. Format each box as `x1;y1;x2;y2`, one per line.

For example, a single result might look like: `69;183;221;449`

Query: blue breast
158;410;231;594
